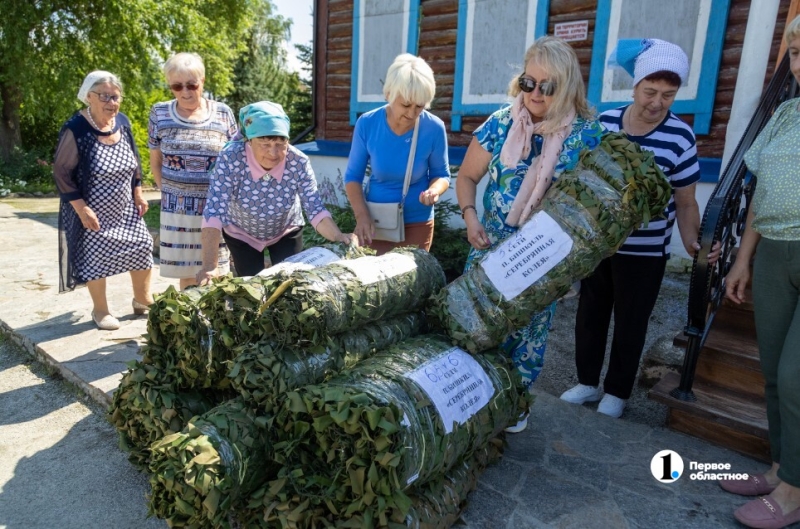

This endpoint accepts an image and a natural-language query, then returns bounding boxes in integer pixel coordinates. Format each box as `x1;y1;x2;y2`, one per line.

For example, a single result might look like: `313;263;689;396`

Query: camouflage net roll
265;248;446;347
147;398;274;529
429;132;672;353
107;359;218;469
250;335;527;527
228;312;427;414
142;244;367;391
236;436;504;529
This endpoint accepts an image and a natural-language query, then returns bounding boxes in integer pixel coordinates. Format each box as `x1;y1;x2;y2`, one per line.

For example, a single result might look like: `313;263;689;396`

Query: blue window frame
350;0;420;125
451;0;551;132
588;0;731;134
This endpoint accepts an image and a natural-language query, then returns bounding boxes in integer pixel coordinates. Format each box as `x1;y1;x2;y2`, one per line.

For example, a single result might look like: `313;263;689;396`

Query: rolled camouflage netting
429;132;672;352
107;359;219;469
235;436;504;529
228;312;427;413
265;248;446;347
142;244;367;390
147;398;274;529
250;335;527;527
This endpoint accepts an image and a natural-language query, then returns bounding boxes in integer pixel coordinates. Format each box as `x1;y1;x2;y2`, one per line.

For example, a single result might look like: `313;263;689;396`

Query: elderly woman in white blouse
196;101;356;283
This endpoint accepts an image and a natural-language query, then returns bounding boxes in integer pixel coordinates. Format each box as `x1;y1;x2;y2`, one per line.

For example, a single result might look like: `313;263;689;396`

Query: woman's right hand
354;215;375;246
78;206;100;231
465;215;490;250
725;261;750;305
196;268;218;287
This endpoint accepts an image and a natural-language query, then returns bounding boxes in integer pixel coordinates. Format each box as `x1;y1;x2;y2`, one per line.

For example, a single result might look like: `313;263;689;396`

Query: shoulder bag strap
399;117;420;207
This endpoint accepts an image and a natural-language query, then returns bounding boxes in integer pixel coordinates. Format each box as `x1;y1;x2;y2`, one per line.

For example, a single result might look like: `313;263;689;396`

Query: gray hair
77;71;123;105
163;52;205;83
785;14;800;45
383;53;436;108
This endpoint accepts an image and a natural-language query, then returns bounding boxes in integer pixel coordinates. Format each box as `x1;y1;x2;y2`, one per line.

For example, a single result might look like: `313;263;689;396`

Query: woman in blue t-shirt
344;54;451;254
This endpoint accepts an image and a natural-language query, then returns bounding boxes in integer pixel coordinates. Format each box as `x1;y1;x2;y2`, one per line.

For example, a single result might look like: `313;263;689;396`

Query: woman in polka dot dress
53;71;154;331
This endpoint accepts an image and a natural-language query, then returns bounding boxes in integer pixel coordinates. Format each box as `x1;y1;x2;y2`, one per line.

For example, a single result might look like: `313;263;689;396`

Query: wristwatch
461;205;477;219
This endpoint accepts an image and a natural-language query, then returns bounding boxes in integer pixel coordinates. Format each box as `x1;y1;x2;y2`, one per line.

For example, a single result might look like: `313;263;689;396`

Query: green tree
0;0;257;160
287;42;314;141
226;1;302;130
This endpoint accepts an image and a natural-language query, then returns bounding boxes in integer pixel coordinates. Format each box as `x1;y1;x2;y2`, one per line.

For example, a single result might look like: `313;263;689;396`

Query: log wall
314;0;792;158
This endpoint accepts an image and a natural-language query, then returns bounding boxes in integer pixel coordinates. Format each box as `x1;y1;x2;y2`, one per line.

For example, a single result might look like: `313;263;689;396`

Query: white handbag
365;117;420;242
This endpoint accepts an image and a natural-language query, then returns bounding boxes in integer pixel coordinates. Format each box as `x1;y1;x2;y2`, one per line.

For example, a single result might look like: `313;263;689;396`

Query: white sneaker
505;414;528;433
597;394;626;418
559;384;601;404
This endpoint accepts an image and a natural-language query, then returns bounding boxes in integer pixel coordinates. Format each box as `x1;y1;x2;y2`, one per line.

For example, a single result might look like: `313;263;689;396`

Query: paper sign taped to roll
405;347;495;434
481;211;573;300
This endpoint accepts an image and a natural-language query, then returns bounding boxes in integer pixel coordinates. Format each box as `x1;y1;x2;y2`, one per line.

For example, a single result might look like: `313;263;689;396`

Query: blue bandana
239;101;290;139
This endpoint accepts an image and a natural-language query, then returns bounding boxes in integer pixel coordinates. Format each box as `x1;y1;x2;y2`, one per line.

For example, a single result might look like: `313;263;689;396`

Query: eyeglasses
169;82;201;92
518;76;557;96
251;137;289;150
91;92;123;103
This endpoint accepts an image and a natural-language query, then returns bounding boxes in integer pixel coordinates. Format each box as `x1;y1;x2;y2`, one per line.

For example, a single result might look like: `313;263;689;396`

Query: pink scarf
501;93;576;227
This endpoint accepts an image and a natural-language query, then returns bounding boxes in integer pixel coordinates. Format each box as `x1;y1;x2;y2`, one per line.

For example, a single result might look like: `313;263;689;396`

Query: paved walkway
0;197;767;528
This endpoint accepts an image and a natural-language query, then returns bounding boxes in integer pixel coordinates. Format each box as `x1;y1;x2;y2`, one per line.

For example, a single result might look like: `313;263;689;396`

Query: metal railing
670;53;799;401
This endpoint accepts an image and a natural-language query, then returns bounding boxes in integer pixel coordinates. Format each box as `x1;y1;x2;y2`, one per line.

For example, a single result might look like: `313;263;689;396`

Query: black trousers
574;252;667;399
223;228;303;277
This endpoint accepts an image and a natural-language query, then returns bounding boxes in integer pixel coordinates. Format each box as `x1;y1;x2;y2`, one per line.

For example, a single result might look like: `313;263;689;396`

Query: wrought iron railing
670;53;799;401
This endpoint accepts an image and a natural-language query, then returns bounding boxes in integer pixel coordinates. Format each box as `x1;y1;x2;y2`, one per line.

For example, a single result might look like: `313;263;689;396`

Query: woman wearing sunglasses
562;39;719;419
455;36;603;432
148;52;238;289
52;71;154;330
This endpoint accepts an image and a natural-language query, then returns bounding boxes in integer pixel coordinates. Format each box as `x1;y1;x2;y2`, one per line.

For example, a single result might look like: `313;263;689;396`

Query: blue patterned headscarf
239;101;291;139
608;38;689;86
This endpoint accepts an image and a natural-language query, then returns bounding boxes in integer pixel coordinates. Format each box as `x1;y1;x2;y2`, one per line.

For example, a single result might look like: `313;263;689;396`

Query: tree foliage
0;0;286;162
225;1;304;135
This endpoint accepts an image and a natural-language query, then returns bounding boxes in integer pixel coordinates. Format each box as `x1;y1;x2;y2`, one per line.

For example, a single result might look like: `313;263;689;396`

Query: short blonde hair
508;36;594;125
383;53;436;108
785;14;800;45
163;52;205;83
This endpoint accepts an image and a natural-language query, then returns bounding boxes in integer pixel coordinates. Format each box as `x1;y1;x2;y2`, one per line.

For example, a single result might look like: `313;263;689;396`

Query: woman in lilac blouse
197;102;356;282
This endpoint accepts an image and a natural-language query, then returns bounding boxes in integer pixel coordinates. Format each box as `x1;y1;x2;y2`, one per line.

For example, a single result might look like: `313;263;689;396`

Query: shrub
0;147;56;196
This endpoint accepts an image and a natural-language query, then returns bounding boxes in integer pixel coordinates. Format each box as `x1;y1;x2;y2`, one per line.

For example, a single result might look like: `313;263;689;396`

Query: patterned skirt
159;180;229;278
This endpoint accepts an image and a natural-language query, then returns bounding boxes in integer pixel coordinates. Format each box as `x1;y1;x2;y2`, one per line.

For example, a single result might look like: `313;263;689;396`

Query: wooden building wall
314;0;792;159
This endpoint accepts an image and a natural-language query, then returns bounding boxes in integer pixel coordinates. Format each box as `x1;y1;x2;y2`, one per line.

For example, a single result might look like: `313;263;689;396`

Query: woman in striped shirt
560;38;719;419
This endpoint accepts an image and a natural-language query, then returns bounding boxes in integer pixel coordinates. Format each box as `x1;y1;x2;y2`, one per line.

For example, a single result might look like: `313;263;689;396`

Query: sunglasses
518;76;557;96
91;91;123;103
169;82;200;92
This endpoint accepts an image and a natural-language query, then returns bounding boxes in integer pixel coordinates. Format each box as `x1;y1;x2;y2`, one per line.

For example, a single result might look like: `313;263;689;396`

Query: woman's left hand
419;189;440;206
134;194;149;217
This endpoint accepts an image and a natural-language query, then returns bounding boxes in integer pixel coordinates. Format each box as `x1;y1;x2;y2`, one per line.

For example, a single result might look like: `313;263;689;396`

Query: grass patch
144;203;160;231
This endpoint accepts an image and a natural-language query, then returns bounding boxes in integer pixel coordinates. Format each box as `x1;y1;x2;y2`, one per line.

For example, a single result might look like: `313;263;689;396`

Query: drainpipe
720;0;780;168
290;0;318;145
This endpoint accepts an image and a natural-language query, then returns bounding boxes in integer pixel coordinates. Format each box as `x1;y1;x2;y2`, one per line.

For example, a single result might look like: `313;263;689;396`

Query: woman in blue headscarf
196;101;357;282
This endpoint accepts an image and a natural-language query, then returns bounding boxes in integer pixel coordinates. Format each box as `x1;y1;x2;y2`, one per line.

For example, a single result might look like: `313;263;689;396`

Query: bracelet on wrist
461;205;477;219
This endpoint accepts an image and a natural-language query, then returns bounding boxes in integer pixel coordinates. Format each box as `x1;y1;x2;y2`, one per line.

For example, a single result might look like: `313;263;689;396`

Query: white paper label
283;246;340;266
338;254;417;285
405;347;495;434
256;247;340;277
481;211;573;301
